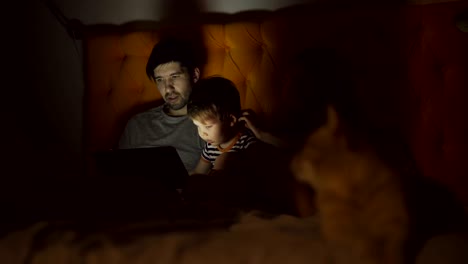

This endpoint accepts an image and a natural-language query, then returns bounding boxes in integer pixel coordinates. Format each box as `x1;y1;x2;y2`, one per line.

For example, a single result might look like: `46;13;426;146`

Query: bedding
0;213;324;264
1;212;467;264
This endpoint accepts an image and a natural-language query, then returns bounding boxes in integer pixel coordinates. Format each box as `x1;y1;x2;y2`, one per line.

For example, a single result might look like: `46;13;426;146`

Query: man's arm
238;111;289;148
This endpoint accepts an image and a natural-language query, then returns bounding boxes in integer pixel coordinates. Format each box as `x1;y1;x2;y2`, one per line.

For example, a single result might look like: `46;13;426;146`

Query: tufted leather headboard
83;1;468;203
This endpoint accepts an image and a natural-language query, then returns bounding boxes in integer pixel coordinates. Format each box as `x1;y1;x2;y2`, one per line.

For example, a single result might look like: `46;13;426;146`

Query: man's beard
165;93;188;110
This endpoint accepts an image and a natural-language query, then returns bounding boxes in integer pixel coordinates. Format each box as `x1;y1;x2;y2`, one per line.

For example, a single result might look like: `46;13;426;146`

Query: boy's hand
213;152;241;171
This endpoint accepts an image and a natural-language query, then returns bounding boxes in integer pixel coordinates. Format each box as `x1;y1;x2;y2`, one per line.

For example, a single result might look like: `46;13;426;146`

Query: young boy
187;76;258;175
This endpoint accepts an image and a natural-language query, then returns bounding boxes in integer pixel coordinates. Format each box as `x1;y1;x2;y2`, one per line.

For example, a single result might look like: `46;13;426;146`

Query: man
118;38;204;172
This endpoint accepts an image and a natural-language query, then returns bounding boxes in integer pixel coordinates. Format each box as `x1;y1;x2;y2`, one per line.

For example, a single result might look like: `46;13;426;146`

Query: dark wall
2;0;83;179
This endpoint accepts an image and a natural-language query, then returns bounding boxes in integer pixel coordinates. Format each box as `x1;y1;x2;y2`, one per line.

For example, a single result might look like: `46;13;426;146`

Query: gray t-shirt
118;105;204;172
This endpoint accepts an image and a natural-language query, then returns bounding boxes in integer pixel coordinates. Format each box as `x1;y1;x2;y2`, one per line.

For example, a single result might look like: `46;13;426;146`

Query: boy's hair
188;76;241;122
146;38;198;81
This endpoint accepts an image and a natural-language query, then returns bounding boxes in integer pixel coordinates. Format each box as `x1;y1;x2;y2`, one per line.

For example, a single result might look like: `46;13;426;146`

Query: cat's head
291;105;348;189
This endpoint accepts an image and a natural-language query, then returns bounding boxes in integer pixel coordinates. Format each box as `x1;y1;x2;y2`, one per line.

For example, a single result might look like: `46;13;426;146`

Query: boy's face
192;116;233;147
153;61;199;112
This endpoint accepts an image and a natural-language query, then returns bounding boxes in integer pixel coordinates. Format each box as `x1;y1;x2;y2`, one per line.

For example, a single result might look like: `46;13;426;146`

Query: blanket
1;211;467;264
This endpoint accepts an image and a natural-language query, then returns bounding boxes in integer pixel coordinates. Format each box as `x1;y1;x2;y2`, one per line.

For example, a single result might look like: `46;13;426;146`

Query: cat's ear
323;105;340;135
306;105;341;147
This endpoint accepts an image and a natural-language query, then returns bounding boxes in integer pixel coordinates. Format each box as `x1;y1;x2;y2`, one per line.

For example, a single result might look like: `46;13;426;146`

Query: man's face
153;61;198;111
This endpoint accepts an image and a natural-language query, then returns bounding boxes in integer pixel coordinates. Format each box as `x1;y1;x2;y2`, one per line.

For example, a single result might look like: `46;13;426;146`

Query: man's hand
238;110;264;140
239;110;289;148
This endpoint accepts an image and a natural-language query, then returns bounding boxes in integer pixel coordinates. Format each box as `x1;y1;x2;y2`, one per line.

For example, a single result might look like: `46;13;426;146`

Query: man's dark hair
146;38;198;81
188;76;241;122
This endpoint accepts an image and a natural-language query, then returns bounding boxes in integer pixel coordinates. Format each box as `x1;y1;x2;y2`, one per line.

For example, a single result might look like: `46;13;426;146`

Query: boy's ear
229;114;237;127
193;68;200;83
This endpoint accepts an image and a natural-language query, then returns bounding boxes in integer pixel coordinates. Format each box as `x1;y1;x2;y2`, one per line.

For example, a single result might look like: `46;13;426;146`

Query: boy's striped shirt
201;129;257;166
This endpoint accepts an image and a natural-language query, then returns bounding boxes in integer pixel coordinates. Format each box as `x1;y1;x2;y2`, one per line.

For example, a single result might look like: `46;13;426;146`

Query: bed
2;1;468;263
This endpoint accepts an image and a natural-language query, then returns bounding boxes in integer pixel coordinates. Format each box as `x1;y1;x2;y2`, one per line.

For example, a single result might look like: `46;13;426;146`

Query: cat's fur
291;106;410;264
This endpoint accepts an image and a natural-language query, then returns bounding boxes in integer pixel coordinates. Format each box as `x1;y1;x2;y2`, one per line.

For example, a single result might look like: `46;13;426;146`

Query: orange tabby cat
291;106;410;264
